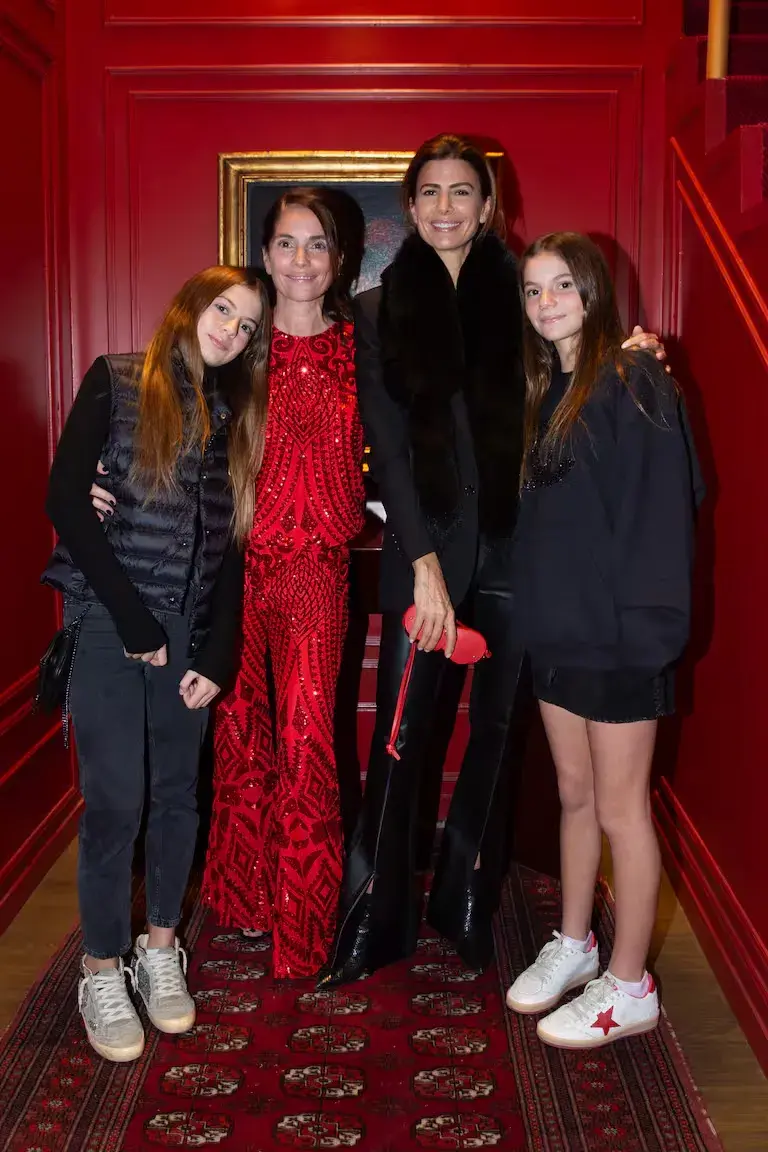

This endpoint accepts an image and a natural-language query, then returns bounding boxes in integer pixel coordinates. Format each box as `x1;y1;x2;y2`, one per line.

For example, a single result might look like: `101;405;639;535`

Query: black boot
427;870;494;971
316;891;373;989
318;615;446;989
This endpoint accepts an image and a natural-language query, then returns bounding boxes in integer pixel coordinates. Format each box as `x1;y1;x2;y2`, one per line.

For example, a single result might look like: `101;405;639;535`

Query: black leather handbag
36;608;88;746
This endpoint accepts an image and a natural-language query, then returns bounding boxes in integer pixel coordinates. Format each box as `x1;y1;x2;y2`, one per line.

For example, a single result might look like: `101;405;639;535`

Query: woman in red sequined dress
202;188;366;978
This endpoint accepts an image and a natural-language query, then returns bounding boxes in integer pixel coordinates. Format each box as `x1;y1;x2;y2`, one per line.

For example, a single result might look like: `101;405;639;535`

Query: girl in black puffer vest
42;266;270;1064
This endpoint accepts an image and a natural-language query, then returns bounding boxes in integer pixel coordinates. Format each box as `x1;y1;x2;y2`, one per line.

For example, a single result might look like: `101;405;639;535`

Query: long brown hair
261;186;365;321
402;133;505;240
134;265;270;543
521;232;643;476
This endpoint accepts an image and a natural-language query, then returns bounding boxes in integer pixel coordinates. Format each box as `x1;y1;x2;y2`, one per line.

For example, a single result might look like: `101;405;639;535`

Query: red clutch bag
386;607;491;760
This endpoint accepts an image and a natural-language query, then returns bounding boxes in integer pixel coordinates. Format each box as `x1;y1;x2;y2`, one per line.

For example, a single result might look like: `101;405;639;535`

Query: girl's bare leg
540;702;602;940
588;718;660;983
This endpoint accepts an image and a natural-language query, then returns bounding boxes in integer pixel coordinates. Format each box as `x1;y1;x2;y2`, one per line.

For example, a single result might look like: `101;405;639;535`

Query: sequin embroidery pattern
522;441;576;490
202;321;365;979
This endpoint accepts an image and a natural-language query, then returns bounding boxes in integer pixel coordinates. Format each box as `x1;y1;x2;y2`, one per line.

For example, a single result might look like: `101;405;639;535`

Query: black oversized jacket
514;361;705;671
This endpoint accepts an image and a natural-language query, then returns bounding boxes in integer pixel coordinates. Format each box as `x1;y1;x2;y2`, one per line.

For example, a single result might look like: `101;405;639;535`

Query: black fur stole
378;231;524;536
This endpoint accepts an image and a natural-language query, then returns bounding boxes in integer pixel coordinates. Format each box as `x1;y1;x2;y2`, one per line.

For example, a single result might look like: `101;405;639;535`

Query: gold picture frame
219;150;414;278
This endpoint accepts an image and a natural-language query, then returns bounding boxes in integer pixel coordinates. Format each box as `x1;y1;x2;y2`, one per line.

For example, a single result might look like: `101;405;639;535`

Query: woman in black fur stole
318;133;661;986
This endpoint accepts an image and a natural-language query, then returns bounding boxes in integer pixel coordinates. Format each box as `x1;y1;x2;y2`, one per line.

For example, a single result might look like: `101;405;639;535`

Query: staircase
661;2;768;1078
675;2;768;161
667;3;768;300
685;0;768;36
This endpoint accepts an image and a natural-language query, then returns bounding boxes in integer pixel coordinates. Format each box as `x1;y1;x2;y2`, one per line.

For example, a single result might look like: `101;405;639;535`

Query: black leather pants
320;538;525;983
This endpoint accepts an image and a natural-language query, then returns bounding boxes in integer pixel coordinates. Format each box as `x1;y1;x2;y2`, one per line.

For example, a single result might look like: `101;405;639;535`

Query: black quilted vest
42;353;234;657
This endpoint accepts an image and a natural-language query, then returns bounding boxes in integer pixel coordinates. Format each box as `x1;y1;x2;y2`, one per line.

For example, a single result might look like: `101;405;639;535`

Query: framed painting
218;151;413;294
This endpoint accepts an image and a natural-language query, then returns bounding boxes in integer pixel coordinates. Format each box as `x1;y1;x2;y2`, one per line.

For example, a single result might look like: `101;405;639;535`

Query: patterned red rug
0;867;723;1152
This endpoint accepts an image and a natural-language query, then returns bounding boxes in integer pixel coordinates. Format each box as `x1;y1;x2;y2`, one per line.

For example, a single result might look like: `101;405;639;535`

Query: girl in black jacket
42;266;270;1064
505;233;703;1049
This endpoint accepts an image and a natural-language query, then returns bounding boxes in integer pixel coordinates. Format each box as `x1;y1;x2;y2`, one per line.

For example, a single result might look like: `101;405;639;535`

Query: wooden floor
1;842;767;1151
606;857;768;1151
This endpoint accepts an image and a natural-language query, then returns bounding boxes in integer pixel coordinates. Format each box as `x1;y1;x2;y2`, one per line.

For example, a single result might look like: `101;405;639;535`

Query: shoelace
532;933;572;976
79;966;137;1025
145;946;188;999
566;975;617;1024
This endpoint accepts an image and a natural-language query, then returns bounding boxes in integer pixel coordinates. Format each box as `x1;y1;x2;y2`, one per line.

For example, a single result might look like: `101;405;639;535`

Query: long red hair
133;266;270;543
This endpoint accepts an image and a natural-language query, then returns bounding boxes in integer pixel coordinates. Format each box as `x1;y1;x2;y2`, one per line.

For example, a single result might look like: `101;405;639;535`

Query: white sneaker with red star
506;931;599;1014
536;970;659;1049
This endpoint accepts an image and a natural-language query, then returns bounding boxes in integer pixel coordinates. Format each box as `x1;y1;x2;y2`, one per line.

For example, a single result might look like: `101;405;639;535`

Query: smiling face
262;204;334;307
196;283;263;367
408;158;491;264
523;251;585;369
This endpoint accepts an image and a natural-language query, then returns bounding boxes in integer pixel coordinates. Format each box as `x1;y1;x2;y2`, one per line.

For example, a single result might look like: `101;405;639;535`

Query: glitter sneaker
132;934;196;1034
506;931;599;1014
536;970;659;1049
78;956;144;1062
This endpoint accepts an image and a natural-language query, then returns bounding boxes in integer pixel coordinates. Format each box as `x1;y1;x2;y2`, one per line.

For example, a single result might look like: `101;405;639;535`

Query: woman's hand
124;644;168;666
411;552;456;657
90;461;115;522
179;670;221;710
622;324;669;370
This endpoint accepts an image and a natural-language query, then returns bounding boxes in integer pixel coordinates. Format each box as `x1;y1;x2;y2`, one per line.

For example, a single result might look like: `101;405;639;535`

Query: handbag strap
386;641;417;761
62;610;88;749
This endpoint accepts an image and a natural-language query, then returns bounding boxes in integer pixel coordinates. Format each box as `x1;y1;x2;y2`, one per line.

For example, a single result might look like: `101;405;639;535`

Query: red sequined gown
202;321;365;978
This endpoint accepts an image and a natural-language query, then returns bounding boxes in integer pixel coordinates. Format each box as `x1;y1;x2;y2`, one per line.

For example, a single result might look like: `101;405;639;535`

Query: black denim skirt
531;664;675;724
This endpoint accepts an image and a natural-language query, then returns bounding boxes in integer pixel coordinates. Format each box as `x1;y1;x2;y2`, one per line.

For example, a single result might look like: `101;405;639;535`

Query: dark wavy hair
261;186;365;321
401;133;504;240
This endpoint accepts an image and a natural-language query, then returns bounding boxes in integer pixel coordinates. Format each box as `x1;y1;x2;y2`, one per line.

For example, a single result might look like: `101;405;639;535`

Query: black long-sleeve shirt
45;358;244;686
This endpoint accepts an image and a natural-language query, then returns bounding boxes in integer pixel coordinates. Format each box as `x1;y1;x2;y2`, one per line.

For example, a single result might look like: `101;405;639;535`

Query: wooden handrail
706;0;731;79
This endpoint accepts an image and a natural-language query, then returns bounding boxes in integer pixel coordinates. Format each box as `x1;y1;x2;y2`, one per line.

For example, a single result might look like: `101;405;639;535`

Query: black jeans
66;600;208;958
340;536;525;969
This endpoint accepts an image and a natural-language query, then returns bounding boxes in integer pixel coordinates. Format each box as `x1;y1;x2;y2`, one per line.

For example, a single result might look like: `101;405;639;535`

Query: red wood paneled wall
1;0;686;928
0;0;80;931
658;44;768;1068
4;0;767;1075
65;0;683;369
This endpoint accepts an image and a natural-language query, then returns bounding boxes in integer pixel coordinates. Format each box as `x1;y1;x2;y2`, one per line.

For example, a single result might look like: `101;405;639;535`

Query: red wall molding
98;64;640;355
0;19;63;673
0;0;55;57
0;12;51;71
667;199;768;943
0;0;75;930
677;181;768;368
661;60;768;1069
0;667;38;712
0;787;81;936
67;0;676;365
671;138;768;347
103;0;644;28
0;714;64;787
654;779;768;1071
